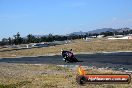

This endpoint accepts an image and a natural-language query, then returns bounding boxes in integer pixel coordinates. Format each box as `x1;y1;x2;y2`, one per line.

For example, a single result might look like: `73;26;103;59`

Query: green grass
0;81;31;88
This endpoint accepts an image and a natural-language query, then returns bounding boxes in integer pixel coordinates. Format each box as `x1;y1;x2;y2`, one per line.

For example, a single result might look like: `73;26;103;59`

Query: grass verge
0;63;131;88
0;38;132;58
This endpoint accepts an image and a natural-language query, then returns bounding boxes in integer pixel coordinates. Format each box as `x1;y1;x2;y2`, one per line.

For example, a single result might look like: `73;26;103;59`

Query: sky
0;0;132;40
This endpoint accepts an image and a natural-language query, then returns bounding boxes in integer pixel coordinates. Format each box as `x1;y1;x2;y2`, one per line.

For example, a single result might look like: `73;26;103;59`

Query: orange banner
76;66;131;84
76;74;131;84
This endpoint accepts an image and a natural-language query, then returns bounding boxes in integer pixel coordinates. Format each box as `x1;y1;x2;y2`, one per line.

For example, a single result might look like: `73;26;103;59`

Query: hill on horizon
69;28;132;35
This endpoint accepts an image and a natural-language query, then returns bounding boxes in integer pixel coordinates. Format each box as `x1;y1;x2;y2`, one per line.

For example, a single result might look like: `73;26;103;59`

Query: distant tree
8;37;13;45
1;38;8;45
54;35;60;41
129;30;132;34
68;34;78;40
47;34;54;42
92;33;99;37
100;31;114;36
21;38;27;44
114;31;118;36
86;33;92;37
13;32;23;45
41;36;47;42
27;34;36;43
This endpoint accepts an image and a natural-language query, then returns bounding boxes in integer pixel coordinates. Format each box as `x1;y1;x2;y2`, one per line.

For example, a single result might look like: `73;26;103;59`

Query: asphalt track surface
0;52;132;70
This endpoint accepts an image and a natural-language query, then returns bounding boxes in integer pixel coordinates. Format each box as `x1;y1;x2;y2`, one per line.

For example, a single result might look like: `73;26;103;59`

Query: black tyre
76;75;87;85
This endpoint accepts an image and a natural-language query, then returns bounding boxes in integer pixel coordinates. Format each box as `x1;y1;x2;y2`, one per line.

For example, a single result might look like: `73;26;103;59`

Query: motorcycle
61;49;83;63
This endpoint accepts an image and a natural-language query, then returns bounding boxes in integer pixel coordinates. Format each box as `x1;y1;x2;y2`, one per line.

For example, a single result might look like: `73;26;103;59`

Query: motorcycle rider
61;49;79;63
